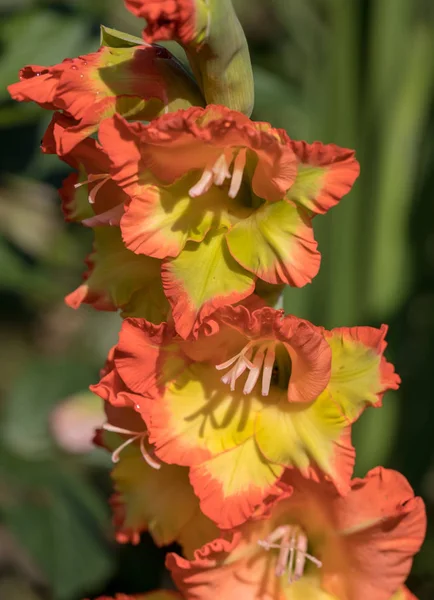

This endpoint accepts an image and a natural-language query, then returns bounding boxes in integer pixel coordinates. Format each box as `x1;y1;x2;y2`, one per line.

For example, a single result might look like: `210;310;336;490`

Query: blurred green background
0;0;434;598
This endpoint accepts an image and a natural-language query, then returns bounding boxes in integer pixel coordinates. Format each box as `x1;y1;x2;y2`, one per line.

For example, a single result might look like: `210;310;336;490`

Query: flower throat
216;341;291;396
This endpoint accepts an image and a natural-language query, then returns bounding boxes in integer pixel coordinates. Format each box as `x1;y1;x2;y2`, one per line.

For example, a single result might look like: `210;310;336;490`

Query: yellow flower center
102;423;161;469
258;524;322;583
189;148;247;199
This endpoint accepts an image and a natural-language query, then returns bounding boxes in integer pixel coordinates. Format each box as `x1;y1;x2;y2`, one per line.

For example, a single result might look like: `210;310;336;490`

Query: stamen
189;168;214;197
74;173;110;204
112;434;140;463
228;148;247;198
262;344;275;396
216;341;256;392
188;147;247;199
258;525;322;584
243;344;267;395
287;531;296;583
216;340;277;395
139;435;161;470
228;348;253;391
102;423;161;470
294;531;308;580
212;153;231;185
275;528;291;577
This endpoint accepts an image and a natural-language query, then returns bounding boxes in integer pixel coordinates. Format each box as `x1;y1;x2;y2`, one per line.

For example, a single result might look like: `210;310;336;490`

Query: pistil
258;525;322;583
102;423;161;470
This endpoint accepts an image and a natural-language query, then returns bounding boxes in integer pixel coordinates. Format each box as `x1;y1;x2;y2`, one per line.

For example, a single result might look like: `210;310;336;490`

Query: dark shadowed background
0;0;434;598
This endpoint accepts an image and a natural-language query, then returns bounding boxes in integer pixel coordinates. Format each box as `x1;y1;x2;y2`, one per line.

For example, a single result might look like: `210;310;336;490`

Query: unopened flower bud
125;0;254;116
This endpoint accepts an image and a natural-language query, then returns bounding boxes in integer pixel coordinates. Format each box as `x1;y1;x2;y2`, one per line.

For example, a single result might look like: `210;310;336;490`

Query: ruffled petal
8;62;69;109
145;364;258;465
65;227;168;321
324;324;400;422
162;231;255;338
255;389;355;494
112;105;296;202
42;113;127;221
10;44;202;153
288;140;360;215
125;0;199;44
323;467;426;600
97;114;145;197
211;305;332;403
90;355;139;410
103;429;217;557
142;363;284;528
114;318;189;399
226;200;320;287
167;537;252;600
189;439;284;528
167;467;425;600
167;535;334;600
120;173;232;259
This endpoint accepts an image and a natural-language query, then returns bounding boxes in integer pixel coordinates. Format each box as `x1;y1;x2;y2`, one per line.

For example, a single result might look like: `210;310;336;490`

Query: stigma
102;423;161;470
258;525;322;583
215;340;276;396
189;148;247;199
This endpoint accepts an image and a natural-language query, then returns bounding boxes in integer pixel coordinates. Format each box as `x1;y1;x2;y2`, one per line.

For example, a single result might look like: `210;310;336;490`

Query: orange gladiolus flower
167;468;426;600
125;0;199;45
40;114;168;318
97;105;359;337
42;113;126;225
92;302;399;529
94;362;218;554
8;42;202;154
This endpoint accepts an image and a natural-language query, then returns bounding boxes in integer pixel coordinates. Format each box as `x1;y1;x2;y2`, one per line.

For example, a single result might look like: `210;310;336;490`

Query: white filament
102;423;161;470
258;525;322;583
74;173;110;204
216;341;276;396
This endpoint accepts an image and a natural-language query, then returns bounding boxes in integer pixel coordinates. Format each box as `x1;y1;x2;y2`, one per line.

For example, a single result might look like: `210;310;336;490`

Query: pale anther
228;148;247;198
188;167;214;197
189;147;247;199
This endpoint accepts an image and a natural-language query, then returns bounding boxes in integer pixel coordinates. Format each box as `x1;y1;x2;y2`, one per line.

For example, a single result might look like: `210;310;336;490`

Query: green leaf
0;447;113;600
100;25;144;48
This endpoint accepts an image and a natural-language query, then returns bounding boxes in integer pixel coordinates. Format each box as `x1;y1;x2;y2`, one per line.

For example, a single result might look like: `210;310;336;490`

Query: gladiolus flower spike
8;1;426;599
